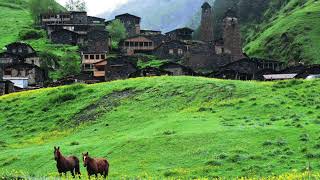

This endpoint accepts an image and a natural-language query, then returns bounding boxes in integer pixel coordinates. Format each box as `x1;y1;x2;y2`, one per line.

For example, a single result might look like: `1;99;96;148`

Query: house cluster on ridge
39;11;110;79
2;2;320;95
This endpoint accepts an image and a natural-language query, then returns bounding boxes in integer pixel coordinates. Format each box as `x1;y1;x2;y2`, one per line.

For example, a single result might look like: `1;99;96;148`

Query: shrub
19;29;45;40
49;92;77;104
276;139;287;146
228;154;247;163
206;160;222;166
299;134;309;142
163;130;176;136
263;140;273;146
163;170;178;177
70;141;80;146
217;153;228;159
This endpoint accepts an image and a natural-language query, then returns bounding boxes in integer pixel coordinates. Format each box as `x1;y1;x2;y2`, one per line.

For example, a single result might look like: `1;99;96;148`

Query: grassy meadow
1;76;320;178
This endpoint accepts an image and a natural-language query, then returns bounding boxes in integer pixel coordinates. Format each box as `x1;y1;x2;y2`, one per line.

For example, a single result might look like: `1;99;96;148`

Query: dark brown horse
54;146;81;178
82;152;109;178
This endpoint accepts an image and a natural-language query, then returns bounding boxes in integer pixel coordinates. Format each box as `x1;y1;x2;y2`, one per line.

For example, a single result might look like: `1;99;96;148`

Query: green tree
29;0;62;23
65;0;87;11
49;54;81;80
106;19;127;49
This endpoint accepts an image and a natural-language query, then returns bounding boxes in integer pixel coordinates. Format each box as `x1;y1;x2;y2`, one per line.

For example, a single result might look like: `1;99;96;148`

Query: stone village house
0;42;45;88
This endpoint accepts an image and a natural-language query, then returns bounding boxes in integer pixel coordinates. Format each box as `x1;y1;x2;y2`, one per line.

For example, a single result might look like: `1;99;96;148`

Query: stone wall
85;30;109;53
51;29;78;45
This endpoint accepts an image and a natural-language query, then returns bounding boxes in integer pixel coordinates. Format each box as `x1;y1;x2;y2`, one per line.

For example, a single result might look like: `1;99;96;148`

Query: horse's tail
105;160;109;176
74;157;81;175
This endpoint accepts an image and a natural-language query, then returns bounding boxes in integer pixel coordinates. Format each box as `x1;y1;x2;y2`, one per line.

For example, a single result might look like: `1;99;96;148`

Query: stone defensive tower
223;9;244;61
199;2;214;42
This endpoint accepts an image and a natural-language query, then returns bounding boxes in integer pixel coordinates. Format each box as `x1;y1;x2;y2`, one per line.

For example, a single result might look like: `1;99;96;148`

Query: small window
96;55;100;59
28;47;33;53
12;49;16;53
101;55;105;59
130;42;134;46
134;42;139;47
90;55;94;59
18;48;22;53
4;69;11;76
144;42;149;46
84;55;89;59
148;42;153;46
169;49;174;55
178;49;183;55
139;42;143;46
125;42;130;46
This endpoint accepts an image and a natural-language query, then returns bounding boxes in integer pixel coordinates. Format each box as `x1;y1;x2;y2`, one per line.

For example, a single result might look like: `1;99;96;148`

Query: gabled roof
263;74;298;80
165;27;194;34
51;28;79;35
140;29;162;33
202;2;211;9
225;8;237;18
115;13;141;20
87;16;106;21
119;35;154;44
5;42;35;51
93;60;107;66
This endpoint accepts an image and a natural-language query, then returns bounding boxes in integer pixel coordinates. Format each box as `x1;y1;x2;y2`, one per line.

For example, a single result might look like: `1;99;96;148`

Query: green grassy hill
0;0;79;79
1;76;320;178
243;0;320;64
0;0;32;48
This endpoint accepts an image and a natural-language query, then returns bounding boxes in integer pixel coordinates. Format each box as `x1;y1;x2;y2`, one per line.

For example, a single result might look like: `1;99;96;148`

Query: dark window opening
4;69;11;75
101;55;105;59
96;55;100;59
90;55;94;59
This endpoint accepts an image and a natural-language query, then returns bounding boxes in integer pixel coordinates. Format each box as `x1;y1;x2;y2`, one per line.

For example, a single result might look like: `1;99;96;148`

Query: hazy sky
56;0;129;16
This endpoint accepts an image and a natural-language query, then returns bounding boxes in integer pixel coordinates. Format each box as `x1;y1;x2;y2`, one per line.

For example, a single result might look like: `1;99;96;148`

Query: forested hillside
204;0;320;64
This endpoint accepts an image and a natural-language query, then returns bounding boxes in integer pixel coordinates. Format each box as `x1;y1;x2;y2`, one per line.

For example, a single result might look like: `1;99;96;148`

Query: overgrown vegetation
106;19;127;49
1;76;320;178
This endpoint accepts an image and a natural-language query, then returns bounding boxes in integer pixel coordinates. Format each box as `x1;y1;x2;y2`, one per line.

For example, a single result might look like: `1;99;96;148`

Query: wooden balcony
94;71;105;77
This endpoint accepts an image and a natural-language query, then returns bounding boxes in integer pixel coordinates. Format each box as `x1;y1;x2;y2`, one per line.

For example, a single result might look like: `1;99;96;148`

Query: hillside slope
0;0;32;48
1;77;320;178
244;0;320;64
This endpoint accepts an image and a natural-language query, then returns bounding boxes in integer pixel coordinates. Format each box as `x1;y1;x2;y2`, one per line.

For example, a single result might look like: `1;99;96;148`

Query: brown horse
53;146;81;178
82;152;109;178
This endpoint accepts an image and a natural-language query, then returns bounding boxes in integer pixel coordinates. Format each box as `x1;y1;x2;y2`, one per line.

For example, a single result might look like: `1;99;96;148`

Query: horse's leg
71;170;75;178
